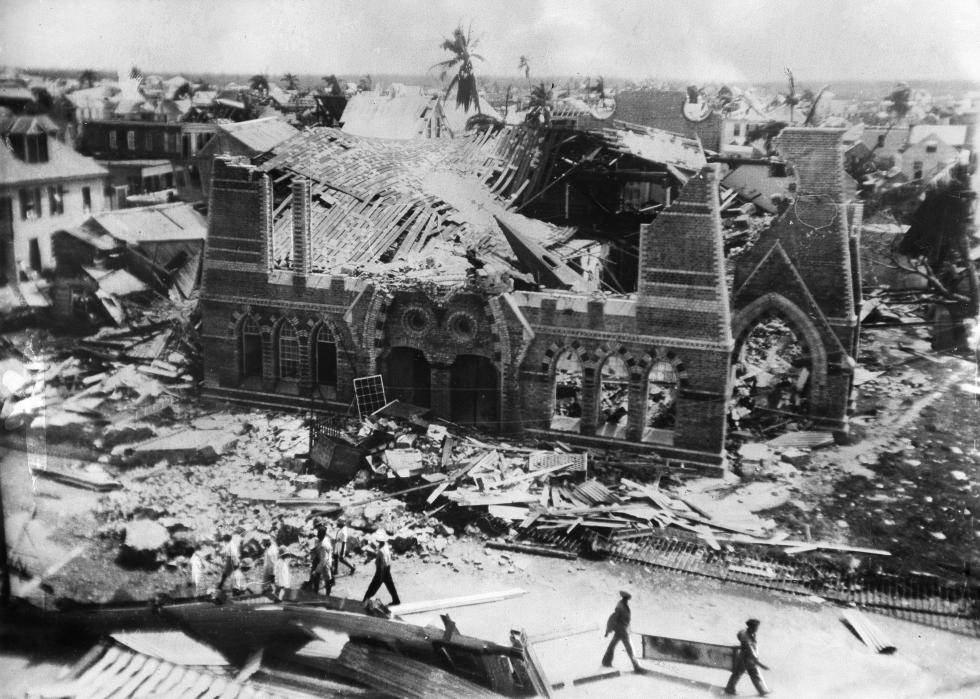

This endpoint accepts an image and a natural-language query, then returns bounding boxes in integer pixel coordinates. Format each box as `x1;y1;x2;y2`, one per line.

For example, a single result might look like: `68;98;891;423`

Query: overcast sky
1;0;978;84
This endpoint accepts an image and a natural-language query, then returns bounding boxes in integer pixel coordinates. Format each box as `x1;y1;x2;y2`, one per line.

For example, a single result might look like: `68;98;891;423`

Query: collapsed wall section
732;128;861;432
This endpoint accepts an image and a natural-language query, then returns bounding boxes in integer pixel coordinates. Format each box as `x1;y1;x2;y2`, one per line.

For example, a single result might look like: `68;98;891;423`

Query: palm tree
282;73;299;90
432;23;485;113
249;74;269;94
783;68;799;123
79;69;98;88
527;81;554;125
321;74;343;97
518;55;530;81
886;82;911;121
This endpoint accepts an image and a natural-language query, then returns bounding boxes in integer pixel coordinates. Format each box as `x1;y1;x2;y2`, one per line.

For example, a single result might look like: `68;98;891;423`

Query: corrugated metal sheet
111;630;231;665
342;92;446;140
216;117;299;154
30;642;294;699
84;202;206;244
337;641;502;699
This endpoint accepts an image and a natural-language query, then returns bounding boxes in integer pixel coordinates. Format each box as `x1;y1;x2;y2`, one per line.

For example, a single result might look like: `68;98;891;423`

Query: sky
1;0;978;84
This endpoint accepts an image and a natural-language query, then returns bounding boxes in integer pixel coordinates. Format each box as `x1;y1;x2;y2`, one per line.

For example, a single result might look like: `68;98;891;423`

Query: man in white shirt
261;537;279;592
332;519;356;576
362;534;400;606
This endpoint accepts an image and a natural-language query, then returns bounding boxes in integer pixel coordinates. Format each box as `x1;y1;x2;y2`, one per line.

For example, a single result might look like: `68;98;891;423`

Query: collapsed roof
258;127;581;290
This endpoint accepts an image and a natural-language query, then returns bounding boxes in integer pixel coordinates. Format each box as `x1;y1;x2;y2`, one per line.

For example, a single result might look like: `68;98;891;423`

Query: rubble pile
1;297;200;457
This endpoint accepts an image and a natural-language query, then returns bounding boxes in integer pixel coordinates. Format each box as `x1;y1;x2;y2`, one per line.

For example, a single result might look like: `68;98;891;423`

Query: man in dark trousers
602;590;643;672
362;533;400;606
725;618;770;696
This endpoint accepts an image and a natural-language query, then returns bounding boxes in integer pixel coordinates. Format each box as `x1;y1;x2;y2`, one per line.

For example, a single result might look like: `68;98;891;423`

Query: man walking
725;618;770;696
602;590;643;672
217;533;240;590
261;536;279;593
332;519;356;576
362;533;400;606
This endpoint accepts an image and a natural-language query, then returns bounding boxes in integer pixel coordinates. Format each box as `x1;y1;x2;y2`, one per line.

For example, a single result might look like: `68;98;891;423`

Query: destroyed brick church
200;125;860;472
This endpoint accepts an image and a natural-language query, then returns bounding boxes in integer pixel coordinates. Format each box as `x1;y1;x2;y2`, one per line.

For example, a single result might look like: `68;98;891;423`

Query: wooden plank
336;641;502;699
841;609;897;654
640;634;736;671
714;535;891;556
485;541;578;560
527;623;599;644
389;588;527;615
487;462;573;490
518;628;555;698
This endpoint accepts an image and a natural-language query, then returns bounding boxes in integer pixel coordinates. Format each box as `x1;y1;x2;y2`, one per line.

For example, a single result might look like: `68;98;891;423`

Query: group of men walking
603;591;771;696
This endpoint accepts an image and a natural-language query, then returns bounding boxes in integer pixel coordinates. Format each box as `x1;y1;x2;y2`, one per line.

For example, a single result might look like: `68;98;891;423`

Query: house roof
1;114;59;135
441;94;500;135
212;117;298;154
0;131;107;186
79;202;206;245
602;122;707;171
341;92;445;139
0;85;35;102
908;124;968;147
257;127;569;285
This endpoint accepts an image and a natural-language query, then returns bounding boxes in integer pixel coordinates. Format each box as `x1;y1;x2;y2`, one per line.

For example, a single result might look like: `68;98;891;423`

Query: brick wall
731;128;861;431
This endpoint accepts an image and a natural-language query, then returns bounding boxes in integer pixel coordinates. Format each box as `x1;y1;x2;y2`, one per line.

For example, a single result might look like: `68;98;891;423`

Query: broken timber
841;608;897;654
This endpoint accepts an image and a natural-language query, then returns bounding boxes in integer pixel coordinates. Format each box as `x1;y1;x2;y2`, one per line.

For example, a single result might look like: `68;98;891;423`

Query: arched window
551;349;583;432
596;355;630;440
240;317;262;377
732;317;809;431
643;359;679;443
314;325;338;387
278;323;299;379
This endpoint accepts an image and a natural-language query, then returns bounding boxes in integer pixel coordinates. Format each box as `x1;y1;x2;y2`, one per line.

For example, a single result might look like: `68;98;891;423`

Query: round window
402;308;430;334
448;312;477;342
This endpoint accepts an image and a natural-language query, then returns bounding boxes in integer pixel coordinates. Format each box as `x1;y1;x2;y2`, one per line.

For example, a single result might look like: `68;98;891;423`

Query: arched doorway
383;347;431;408
450;354;498;429
642;359;678;443
595;355;630;439
732;317;811;431
551;349;584;432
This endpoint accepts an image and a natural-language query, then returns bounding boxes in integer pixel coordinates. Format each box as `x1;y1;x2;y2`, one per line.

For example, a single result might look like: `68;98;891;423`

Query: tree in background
886;82;911;121
78;69;98;88
321;74;344;97
129;66;142;80
357;74;373;92
433;23;484;113
282;73;299;90
527;81;554;125
249;74;269;94
172;82;193;100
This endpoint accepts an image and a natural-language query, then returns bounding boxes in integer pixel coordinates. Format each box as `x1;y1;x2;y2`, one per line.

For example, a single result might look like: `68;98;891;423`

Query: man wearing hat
332;518;356;577
725;618;770;696
362;533;400;606
602;590;643;672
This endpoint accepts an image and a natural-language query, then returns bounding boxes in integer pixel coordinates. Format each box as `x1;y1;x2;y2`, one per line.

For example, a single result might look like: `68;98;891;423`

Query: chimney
291;177;311;277
774;127;847;202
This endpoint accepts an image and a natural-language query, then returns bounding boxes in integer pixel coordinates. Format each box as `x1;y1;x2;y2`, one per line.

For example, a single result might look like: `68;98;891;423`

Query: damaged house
199;125;860;472
51;201;206;324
